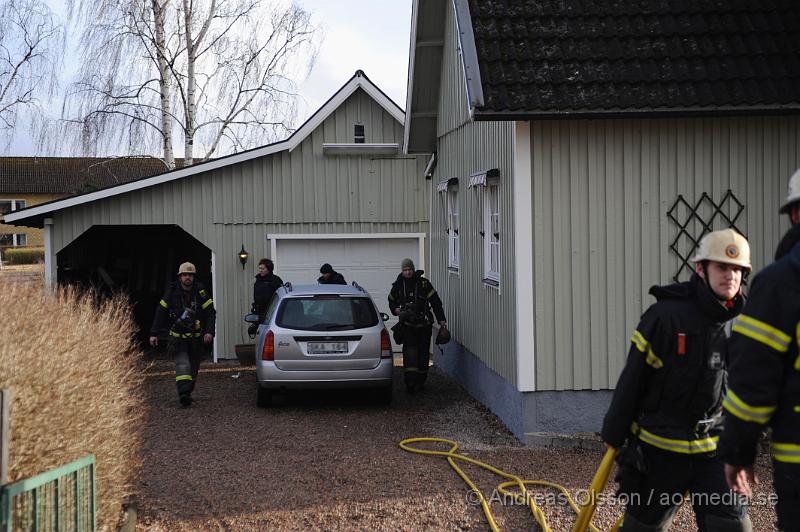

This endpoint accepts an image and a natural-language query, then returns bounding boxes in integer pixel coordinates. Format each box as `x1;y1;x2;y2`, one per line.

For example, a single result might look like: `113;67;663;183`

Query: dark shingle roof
467;0;800;116
0;157;183;195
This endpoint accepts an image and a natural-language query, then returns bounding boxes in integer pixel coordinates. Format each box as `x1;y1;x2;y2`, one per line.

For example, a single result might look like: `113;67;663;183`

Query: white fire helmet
177;262;197;275
779;168;800;214
690;229;751;271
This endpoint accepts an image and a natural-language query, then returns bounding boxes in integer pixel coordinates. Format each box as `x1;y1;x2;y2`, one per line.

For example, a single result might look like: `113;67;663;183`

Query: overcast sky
5;1;412;156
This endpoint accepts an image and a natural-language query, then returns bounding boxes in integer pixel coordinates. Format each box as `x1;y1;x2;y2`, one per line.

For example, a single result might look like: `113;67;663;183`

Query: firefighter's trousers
774;461;800;531
169;338;204;397
619;443;750;532
401;324;433;391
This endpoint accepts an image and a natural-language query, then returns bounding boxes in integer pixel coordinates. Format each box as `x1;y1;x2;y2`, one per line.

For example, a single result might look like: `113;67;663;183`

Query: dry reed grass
0;281;145;530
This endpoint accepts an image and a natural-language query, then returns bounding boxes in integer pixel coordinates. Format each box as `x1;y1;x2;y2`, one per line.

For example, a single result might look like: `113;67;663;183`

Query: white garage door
273;236;422;351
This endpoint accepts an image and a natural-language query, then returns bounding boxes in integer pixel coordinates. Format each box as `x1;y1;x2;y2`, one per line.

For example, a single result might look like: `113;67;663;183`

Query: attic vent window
354;124;365;143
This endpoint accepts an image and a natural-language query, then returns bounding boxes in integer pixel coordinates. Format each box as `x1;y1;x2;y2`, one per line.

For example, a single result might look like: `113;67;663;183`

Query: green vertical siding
431;1;517;385
531;117;800;391
432;122;516;385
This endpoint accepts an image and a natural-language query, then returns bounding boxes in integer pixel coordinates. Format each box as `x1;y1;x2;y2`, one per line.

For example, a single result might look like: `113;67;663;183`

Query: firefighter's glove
247;323;258;338
390;323;404;344
614;439;647;499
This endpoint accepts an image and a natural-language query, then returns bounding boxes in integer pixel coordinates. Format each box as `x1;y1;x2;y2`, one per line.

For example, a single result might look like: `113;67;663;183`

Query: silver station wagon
245;282;393;406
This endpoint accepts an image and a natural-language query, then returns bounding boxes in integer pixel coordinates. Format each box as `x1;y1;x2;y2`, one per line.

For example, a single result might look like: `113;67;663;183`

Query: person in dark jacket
149;262;216;407
602;229;752;532
318;263;346;284
252;258;283;321
721;169;800;531
388;258;447;393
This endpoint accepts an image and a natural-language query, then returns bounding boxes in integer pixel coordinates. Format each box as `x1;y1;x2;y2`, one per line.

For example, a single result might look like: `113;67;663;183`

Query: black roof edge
473;105;800;122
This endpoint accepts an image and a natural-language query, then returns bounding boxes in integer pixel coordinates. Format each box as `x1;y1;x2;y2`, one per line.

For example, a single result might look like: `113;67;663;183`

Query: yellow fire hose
400;437;624;532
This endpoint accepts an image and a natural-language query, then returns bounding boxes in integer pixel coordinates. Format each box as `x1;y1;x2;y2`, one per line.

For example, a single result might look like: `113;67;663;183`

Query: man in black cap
318;263;346;284
388;258;447;393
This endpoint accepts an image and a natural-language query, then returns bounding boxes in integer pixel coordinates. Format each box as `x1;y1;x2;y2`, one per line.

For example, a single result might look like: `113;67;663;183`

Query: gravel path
136;360;778;531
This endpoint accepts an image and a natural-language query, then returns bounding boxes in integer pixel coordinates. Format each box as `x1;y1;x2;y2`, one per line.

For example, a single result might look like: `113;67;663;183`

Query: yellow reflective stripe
722;389;775;424
631;330;647;352
175;375;193;382
169;331;202;338
794;406;800;413
201;298;213;309
629;330;662;369
795;355;800;371
159;299;168;308
639;428;718;454
772;442;800;464
733;314;791;352
645;348;663;369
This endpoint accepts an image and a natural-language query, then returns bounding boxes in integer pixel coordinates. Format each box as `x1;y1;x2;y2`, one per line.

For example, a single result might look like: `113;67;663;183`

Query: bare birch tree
0;0;63;148
56;0;318;167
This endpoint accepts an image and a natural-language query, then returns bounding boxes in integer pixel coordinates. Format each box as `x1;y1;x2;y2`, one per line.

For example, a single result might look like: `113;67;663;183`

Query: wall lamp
238;244;249;269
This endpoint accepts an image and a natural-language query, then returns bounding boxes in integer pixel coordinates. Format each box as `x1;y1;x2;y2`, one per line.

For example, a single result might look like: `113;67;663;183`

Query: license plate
307;341;348;354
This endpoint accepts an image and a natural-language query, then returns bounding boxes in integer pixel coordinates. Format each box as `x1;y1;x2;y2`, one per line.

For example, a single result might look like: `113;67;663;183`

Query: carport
57;225;213;349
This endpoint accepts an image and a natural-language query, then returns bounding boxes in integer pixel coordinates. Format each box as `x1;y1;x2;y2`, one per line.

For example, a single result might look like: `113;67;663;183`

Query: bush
4;246;44;264
0;283;145;530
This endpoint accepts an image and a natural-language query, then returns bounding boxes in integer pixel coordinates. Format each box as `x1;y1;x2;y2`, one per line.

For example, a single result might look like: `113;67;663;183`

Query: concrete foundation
434;341;613;446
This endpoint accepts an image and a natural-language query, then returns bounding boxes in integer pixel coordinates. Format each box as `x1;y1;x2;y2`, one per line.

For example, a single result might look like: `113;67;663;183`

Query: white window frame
447;188;459;270
0;234;26;247
1;199;28;248
483;184;500;283
0;198;26;215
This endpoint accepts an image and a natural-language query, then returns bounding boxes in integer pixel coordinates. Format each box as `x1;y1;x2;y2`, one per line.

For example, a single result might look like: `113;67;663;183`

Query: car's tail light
261;330;275;361
380;328;392;359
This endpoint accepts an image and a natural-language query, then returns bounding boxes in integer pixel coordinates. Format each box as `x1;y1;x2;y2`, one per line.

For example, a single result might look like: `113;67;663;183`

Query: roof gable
4;70;404;225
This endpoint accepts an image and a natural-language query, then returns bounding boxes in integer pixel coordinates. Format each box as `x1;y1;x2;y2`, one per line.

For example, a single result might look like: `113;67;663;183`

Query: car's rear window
276;296;379;330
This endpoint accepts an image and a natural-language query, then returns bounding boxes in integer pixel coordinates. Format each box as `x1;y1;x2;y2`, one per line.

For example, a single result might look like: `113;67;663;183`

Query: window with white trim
0;234;26;246
447;188;459;269
483;184;500;282
0;200;27;248
0;199;26;215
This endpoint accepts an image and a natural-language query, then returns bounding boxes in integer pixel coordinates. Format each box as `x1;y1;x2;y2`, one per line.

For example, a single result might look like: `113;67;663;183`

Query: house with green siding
404;0;800;442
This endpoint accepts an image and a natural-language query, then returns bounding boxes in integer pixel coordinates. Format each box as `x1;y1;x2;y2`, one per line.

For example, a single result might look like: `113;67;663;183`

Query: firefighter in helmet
150;262;216;407
720;168;800;530
388;258;446;393
602;229;752;531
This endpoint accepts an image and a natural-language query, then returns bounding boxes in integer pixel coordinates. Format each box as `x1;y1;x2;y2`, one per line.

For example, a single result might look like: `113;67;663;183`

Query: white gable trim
4;71;405;224
452;0;483;115
322;143;399;155
403;0;421;155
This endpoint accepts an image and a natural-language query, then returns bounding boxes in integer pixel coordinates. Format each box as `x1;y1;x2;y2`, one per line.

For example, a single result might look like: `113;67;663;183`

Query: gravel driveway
136;360;777;531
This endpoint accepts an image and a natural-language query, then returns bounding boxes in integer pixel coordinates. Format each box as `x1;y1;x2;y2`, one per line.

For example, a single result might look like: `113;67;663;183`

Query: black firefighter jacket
388;270;446;325
719;226;800;468
151;281;216;339
253;273;283;315
317;271;346;285
602;274;744;455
